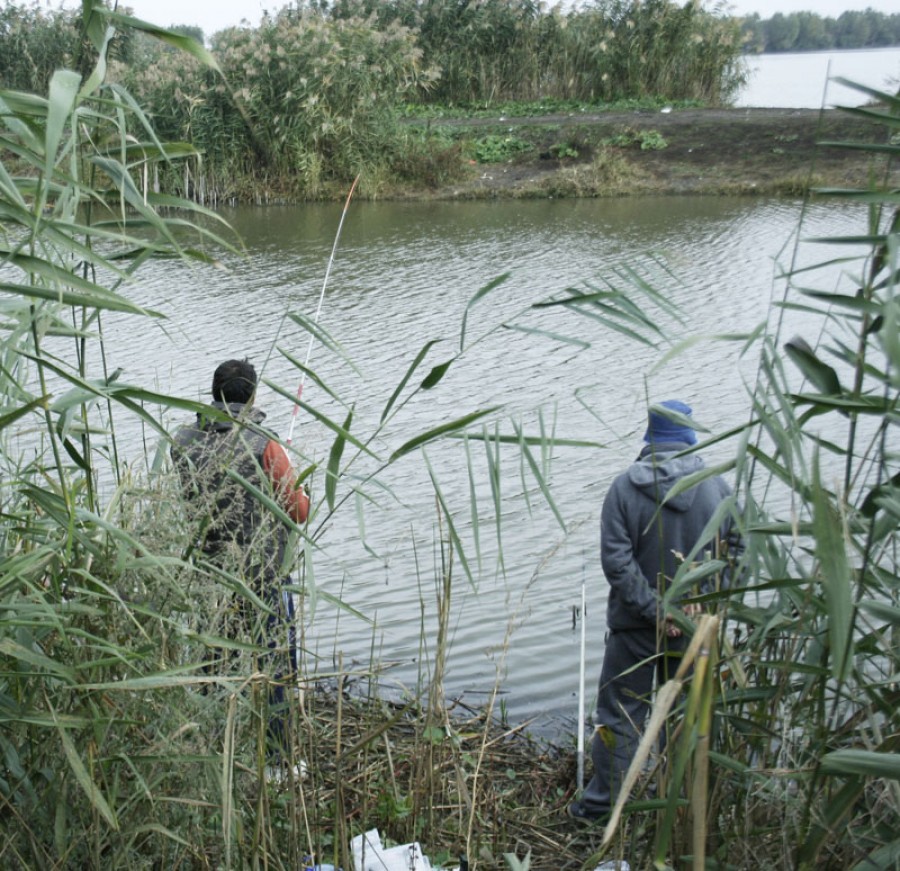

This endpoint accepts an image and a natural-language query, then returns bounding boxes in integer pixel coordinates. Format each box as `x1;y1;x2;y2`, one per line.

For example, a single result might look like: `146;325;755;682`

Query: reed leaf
325;406;353;512
784;335;843;395
0;280;152;315
455;431;603;448
44;69;80;180
511;418;566;533
105;10;222;73
389;407;500;463
850;839;900;870
830;79;900;111
858;600;900;625
820;749;900;780
421;358;454;390
0;395;48;430
379;338;441;424
424;450;474;590
266;389;377;459
483;424;505;575
501;322;590;350
276;350;349;410
54;707;119;830
463;436;481;575
459;273;510;352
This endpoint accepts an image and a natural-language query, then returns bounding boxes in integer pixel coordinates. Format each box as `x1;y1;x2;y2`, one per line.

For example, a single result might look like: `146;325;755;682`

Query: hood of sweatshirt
627;441;704;513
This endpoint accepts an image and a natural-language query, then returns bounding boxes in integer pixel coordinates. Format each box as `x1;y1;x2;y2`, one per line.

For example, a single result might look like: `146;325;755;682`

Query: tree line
741;9;900;53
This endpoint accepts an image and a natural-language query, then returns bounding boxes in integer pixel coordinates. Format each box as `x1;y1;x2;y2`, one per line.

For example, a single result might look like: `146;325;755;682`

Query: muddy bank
400;107;895;200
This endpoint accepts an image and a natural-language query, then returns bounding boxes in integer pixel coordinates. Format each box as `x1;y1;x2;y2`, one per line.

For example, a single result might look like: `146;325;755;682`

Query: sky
101;0;899;41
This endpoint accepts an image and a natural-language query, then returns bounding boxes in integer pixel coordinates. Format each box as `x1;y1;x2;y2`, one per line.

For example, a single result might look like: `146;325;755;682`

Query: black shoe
567;799;608;824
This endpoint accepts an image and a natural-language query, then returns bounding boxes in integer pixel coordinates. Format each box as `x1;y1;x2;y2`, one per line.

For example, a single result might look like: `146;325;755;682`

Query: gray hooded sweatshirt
600;441;735;631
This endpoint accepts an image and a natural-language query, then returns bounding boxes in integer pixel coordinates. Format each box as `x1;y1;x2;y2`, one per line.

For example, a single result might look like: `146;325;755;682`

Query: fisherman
171;358;309;778
569;399;741;822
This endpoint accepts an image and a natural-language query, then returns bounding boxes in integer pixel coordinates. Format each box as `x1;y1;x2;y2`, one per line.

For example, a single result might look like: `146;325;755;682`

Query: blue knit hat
643;399;697;445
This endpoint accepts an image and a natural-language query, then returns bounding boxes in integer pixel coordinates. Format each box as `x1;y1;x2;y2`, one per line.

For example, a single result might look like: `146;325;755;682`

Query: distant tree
795;12;831;50
765;12;799;52
863;10;895;47
834;10;871;48
737;9;900;53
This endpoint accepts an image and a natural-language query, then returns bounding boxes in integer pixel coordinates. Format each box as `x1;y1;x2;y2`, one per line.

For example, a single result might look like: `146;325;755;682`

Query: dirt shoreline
400;106;895;200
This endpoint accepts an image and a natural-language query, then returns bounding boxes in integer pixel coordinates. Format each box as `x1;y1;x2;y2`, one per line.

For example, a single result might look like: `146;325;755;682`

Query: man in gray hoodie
569;399;740;822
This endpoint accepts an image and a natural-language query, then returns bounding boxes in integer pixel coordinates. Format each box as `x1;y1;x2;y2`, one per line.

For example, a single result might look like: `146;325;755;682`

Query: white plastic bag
351;829;433;871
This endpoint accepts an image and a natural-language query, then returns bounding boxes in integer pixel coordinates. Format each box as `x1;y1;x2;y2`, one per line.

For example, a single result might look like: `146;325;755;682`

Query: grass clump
538;147;644;197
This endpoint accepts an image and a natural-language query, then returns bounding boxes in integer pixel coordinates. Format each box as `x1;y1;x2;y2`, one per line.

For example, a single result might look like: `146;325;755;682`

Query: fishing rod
286;173;360;447
578;552;587;792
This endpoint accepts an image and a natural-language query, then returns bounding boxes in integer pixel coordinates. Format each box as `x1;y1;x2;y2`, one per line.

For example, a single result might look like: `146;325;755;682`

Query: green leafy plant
548;141;580;159
605;126;668;151
469;134;533;163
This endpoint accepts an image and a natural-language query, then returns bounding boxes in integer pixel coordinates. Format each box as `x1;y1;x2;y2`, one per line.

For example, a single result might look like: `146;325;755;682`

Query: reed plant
115;7;432;201
0;3;283;865
328;0;745;106
568;0;745;104
702;82;899;869
0;1;81;94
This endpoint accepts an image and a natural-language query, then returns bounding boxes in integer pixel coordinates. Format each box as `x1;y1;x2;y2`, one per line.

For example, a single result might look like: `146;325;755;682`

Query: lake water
78;193;875;738
736;46;900;109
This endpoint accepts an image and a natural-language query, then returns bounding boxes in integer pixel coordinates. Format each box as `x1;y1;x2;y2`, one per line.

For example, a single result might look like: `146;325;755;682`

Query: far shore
387;106;896;201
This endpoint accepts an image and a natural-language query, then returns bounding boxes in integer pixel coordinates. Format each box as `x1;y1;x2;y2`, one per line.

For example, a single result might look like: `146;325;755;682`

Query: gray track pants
580;628;687;815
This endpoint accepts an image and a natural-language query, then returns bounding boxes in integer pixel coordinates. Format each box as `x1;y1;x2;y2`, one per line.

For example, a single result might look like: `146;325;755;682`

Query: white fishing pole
578;553;587;792
286;173;360;446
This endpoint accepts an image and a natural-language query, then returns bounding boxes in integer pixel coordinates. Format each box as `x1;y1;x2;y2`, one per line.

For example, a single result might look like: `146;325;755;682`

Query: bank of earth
397;106;895;200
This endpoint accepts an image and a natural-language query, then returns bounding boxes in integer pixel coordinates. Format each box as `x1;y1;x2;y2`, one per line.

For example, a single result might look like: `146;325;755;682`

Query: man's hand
665;603;703;638
664;614;682;638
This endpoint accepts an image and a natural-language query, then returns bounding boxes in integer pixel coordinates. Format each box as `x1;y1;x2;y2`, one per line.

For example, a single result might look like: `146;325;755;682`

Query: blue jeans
580;628;686;815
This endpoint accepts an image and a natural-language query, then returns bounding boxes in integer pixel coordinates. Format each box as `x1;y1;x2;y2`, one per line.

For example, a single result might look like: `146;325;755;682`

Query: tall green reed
0;2;259;866
715;81;899;870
